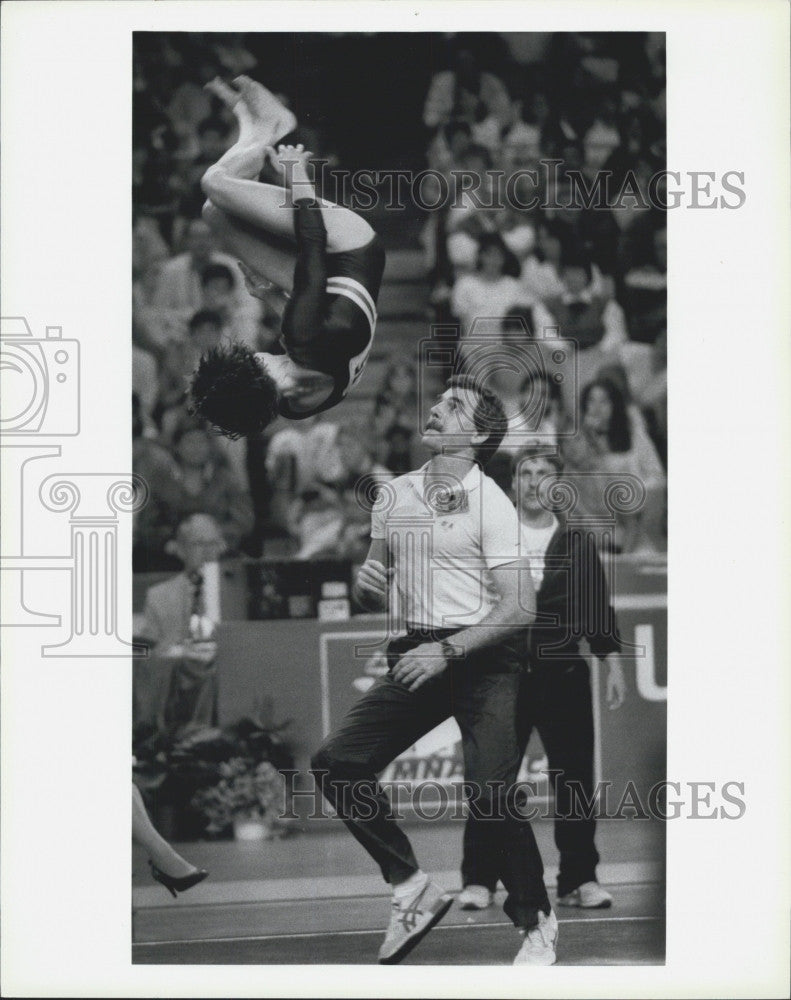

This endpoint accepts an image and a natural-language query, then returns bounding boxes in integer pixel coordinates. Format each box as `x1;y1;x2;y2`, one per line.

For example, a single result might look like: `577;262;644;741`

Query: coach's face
514;456;558;515
422;387;485;456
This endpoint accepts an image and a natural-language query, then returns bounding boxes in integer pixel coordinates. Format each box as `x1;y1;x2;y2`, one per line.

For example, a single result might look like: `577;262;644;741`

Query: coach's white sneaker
513;908;558;966
378;876;453;964
557;881;613;909
458;884;494;910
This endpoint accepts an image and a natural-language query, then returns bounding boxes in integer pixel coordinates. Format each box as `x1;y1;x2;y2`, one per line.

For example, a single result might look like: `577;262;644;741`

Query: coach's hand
392;643;448;692
354;560;393;608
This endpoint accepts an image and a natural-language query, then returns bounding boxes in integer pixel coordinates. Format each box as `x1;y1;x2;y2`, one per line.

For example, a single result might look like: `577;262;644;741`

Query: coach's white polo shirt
371;462;521;630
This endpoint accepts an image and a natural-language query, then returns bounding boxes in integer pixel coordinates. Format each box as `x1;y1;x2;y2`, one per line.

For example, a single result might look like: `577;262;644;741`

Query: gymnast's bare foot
234;75;297;145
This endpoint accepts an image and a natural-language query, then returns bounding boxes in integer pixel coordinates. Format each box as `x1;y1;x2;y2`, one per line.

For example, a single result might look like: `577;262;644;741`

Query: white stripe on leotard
325;275;377;332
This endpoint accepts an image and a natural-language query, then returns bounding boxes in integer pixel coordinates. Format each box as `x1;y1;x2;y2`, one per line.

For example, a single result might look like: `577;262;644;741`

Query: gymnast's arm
284;198;329;367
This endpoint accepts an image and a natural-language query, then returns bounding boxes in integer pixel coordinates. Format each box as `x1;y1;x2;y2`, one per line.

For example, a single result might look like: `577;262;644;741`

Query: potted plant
134;695;295;841
191;757;286;840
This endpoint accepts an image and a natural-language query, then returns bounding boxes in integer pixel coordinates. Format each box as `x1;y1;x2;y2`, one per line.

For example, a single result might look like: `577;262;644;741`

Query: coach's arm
392;558;536;692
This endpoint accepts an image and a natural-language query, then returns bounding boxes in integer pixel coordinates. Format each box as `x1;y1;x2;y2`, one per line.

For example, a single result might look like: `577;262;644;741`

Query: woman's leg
132;783;198;878
201;77;375;254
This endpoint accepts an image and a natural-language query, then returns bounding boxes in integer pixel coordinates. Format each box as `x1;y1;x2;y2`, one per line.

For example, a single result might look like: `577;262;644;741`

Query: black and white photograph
129;28;669;968
1;2;789;997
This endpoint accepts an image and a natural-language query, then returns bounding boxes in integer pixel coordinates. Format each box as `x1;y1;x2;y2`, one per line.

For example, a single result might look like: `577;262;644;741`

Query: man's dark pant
311;631;551;930
461;657;599;898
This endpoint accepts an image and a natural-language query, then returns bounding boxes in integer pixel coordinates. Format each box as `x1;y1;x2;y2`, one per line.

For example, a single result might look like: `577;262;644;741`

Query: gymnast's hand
265;142;315;181
392;642;448;693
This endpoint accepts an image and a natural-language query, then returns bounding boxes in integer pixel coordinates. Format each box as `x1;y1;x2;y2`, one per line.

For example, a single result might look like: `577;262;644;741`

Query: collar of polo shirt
408;462;481;500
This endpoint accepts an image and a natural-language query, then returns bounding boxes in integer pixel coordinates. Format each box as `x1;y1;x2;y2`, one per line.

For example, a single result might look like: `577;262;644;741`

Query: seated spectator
374;360;418;429
445;145;501;270
426;119;474;175
582;95;621;175
473;93;544;167
381;424;415;476
621;225;667;344
547;249;628;353
629;329;667;467
132;393;185;572
176;115;234;220
200;262;262;350
264;416;343;535
563;375;666;554
165;55;221;152
498;370;568;456
520;219;567;302
493;204;537;265
133;217;187;351
450;233;525;339
451;237;557;365
158;308;224;436
135;514;225;740
423;46;510;129
301;423;392;563
169;423;255;555
152;218;248;317
132;343;159;437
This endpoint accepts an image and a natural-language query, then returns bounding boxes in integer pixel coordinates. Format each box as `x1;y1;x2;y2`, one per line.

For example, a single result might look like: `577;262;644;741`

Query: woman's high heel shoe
149;861;209;898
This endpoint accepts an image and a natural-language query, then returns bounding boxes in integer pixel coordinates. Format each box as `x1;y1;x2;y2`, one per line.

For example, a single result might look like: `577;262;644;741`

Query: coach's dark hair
446;374;508;467
188;342;280;439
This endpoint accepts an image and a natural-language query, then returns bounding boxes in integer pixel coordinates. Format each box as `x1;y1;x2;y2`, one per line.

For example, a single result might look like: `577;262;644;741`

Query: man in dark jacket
459;445;627;911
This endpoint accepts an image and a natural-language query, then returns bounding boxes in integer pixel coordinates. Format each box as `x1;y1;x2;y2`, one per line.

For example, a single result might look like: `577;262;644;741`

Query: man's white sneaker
513;908;558;966
557;881;613;909
377;878;453;964
458;884;493;910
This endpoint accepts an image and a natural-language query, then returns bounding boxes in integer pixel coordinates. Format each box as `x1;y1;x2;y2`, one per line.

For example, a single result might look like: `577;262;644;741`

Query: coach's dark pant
461;658;599;898
311;630;551;930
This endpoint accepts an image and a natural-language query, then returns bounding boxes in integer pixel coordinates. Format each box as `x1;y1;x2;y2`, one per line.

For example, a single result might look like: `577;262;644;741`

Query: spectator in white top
563;374;665;554
152;218;248;316
423;47;510;129
444;144;501;270
451;233;524;339
471;94;542;162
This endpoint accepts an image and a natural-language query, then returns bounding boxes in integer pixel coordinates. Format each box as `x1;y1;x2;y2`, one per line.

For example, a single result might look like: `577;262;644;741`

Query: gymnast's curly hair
188;342;280;439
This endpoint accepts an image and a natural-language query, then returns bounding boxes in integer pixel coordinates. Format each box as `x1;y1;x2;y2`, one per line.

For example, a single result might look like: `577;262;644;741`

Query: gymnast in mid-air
189;76;386;436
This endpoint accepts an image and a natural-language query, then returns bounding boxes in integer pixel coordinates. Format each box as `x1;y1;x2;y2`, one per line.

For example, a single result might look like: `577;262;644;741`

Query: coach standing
312;376;559;966
459;446;626;912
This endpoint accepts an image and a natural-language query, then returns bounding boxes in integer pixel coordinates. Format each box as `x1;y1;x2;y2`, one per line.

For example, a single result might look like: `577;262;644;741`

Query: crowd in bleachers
132;32;667;572
422;35;667;553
